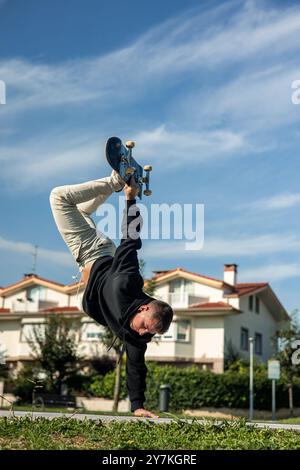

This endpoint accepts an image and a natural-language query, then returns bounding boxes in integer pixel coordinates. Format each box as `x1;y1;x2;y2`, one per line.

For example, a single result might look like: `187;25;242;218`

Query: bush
144;362;300;411
9;365;97;403
10;364;50;404
86;369;127;400
84;360;300;411
89;356;115;376
12;360;300;411
65;373;94;395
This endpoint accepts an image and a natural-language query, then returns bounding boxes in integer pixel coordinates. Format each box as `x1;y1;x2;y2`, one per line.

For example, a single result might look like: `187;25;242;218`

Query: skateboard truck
125;141;152;198
106;137;152;199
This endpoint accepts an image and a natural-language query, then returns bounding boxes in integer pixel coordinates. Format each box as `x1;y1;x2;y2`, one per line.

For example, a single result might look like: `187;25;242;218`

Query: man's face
129;305;159;336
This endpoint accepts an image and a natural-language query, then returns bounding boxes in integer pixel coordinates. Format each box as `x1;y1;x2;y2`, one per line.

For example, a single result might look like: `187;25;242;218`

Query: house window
255;333;263;355
20;323;44;343
241;327;249;351
169;279;182;293
176;320;190;342
81;323;103;341
248;295;253;311
199;363;213;371
154;323;175;341
255;296;260;314
183;279;194;295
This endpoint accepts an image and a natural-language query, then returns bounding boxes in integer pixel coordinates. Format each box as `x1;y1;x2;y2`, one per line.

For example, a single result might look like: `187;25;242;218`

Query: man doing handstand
50;169;173;418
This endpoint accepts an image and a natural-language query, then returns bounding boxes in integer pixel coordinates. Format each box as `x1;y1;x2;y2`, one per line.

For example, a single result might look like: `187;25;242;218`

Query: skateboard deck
105;136;152;199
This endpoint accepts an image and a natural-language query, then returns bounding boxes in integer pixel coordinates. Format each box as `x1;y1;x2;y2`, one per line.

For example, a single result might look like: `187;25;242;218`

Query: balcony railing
168;292;208;308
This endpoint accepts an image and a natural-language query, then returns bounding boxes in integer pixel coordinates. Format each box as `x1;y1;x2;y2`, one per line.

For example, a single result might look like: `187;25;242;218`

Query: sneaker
111;170;125;192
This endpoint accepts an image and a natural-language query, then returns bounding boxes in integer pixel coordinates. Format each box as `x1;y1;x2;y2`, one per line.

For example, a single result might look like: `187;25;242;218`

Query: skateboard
105;136;152;199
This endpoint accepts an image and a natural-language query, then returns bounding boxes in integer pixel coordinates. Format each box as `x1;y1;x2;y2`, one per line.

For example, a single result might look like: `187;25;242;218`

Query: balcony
12;298;58;313
168;292;208;308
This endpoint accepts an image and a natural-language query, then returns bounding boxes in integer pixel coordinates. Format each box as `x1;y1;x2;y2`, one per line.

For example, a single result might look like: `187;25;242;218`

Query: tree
139;259;157;297
0;345;9;380
272;309;300;416
29;315;82;394
99;328;124;412
224;339;241;370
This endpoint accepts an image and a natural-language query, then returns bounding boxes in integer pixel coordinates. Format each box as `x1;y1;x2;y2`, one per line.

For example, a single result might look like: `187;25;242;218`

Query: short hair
149;299;173;334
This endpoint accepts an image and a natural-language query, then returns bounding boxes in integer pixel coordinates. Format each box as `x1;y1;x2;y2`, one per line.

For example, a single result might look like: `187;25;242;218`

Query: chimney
224;264;238;285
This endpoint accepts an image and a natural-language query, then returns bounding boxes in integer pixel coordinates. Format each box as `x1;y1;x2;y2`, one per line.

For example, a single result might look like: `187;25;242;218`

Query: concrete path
0;409;300;432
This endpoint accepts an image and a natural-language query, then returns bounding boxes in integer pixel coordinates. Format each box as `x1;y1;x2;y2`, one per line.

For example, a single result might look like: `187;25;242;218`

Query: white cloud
135;125;246;165
202;234;300;257
142;233;300;259
0;236;73;267
0;124;247;188
0;129;107;188
182;64;300;133
1;1;300;186
240;262;300;282
241;192;300;211
1;0;300;115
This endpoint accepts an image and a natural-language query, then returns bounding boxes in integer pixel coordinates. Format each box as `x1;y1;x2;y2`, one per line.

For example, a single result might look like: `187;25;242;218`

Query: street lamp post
249;337;254;421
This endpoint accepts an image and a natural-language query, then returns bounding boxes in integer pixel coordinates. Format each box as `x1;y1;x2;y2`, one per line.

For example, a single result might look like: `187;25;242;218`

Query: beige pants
49;173;123;269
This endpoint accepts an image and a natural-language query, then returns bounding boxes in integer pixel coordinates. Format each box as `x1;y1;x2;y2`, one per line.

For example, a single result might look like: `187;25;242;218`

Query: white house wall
0;319;21;360
226;297;240;309
193;316;224;358
153;284;169;301
2;288;68;312
0;315;115;362
154;280;225;304
192;283;224;302
146;337;176;359
146;315;225;372
42;288;68;305
69;290;84;309
224;295;277;362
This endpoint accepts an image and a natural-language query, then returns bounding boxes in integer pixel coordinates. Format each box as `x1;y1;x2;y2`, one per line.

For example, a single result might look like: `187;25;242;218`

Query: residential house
0;264;289;373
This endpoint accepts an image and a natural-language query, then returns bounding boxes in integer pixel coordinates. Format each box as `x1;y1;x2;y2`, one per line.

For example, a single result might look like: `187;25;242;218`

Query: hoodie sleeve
125;340;147;412
110;199;142;274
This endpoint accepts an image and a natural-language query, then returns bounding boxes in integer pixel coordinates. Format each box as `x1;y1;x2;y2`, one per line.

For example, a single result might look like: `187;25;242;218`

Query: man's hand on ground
124;176;140;200
133;408;159;419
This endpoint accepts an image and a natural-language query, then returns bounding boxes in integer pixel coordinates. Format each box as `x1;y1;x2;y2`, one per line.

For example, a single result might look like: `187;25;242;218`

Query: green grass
1;405;133;416
0;416;300;450
280;417;300;424
1;405;196;420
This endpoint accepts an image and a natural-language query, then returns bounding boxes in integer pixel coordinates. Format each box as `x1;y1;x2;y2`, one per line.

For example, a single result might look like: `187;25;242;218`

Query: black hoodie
82;199;154;412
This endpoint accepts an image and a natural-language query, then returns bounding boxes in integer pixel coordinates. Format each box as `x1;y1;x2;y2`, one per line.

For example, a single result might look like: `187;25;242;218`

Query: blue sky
0;0;300;314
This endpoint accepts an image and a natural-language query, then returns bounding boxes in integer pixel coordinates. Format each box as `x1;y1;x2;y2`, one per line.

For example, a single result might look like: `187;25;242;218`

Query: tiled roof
151;268;268;295
189;301;237;310
4;274;65;290
0;274;85;296
229;283;268;297
153;267;225;284
40;306;80;313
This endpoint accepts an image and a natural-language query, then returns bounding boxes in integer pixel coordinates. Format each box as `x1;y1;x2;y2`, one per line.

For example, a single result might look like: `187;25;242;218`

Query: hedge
10;361;300;410
85;362;300;411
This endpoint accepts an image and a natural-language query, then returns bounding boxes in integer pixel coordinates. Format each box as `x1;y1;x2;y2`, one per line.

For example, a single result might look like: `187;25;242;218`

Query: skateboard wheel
125;167;135;176
143;189;152;196
126;141;135;149
144;165;152;171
